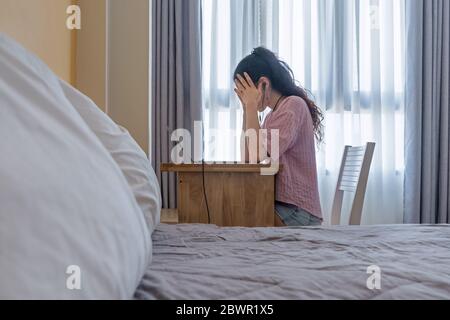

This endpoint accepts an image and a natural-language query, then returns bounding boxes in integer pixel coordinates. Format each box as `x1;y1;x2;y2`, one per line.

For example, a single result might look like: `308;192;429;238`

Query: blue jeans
275;201;322;227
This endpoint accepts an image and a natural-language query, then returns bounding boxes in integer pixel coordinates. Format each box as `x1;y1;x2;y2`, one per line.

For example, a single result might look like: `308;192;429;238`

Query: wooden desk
160;163;278;227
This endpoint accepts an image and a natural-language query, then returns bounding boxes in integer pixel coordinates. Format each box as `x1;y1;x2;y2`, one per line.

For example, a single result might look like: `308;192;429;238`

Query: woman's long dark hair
234;47;324;143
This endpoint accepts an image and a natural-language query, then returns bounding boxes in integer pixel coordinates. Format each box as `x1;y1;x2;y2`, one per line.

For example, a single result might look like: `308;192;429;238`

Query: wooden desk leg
274;212;286;227
161;209;179;224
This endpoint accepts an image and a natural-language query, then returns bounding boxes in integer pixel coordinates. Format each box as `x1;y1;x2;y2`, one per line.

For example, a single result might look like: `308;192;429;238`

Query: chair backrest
330;142;376;225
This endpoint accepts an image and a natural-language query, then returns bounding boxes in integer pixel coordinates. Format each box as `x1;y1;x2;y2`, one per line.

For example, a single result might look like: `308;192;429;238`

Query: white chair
330;142;376;225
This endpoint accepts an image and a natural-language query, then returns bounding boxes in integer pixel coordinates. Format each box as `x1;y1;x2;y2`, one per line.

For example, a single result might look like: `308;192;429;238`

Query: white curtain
202;0;405;225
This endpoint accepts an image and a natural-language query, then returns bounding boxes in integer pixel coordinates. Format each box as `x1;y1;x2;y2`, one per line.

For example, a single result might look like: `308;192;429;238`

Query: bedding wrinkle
136;224;450;299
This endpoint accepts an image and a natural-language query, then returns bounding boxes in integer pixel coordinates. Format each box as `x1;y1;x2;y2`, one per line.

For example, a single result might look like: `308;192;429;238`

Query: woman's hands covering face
234;73;264;112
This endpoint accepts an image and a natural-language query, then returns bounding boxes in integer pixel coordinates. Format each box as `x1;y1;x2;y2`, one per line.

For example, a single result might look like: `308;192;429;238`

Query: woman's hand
234;73;263;112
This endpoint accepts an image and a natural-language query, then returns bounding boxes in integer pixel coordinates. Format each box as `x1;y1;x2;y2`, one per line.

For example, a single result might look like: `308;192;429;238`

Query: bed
135;223;450;300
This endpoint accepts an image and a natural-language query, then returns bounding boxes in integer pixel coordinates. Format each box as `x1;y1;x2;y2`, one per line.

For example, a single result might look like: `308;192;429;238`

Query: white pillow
59;80;162;232
0;34;151;299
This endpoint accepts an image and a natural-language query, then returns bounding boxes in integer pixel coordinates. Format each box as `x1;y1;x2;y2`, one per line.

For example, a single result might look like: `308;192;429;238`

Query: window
202;0;405;224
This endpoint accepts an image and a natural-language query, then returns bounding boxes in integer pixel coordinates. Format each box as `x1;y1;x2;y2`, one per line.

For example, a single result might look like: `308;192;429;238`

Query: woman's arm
234;73;268;163
245;106;268;163
241;110;250;163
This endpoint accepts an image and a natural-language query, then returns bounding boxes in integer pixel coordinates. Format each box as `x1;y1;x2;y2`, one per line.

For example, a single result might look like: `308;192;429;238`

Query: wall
76;0;107;112
0;0;151;155
0;0;75;84
108;0;150;155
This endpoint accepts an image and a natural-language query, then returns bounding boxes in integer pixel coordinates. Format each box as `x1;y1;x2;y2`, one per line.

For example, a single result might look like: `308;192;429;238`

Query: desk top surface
160;163;280;174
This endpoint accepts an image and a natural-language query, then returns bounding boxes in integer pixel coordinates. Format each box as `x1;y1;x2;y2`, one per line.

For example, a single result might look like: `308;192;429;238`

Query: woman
234;47;324;227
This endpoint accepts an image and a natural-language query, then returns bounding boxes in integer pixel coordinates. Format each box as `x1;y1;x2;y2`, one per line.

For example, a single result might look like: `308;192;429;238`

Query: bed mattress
135;223;450;300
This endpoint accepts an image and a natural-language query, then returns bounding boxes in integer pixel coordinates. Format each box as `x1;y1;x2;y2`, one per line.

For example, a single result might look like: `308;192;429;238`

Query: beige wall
108;0;150;155
0;0;151;155
0;0;75;84
0;0;107;109
76;0;107;112
76;0;151;154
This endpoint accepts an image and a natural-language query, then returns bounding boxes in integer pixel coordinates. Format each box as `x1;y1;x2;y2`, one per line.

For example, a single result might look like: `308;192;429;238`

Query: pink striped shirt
262;96;322;219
